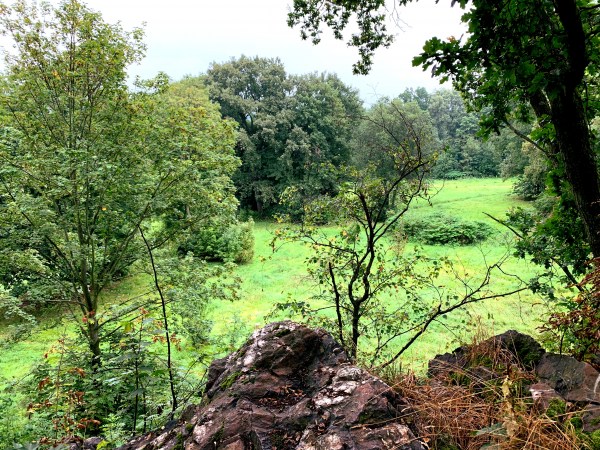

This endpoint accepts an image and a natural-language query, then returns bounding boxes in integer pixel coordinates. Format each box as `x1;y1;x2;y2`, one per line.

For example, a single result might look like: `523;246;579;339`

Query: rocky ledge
118;321;424;450
429;329;600;432
113;324;600;450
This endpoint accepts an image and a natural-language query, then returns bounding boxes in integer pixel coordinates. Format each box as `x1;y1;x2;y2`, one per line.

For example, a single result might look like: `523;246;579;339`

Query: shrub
513;174;545;200
220;219;255;264
403;212;494;245
178;219;254;264
442;170;468;180
543;257;600;366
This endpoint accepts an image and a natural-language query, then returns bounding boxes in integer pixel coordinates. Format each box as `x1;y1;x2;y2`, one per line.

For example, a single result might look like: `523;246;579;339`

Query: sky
17;0;467;105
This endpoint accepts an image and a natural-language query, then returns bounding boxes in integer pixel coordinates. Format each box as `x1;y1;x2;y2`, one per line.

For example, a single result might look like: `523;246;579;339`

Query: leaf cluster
544;257;600;364
204;56;363;217
288;0;392;74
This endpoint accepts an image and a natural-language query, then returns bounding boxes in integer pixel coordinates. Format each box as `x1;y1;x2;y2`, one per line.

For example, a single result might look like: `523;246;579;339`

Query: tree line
203;55;542;219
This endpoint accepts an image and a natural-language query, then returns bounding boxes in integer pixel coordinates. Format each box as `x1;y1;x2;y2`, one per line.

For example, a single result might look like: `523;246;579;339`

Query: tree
288;0;600;256
141;76;243;261
204;56;292;213
0;0;239;372
350;98;439;208
285;72;363;211
397;87;430;110
273;100;523;365
205;56;363;216
404;88;520;179
273;99;437;362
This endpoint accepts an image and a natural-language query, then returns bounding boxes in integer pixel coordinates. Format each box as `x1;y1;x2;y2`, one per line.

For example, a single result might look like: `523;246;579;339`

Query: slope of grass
206;178;552;371
0;177;567;449
410;177;527;222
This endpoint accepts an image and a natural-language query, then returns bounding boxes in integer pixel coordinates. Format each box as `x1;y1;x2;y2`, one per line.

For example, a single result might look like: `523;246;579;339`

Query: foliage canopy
0;0;239;368
205;55;363;217
289;0;600;257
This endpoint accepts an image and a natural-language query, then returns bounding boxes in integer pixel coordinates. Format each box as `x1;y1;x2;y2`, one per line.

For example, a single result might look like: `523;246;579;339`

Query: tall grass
0;178;566;448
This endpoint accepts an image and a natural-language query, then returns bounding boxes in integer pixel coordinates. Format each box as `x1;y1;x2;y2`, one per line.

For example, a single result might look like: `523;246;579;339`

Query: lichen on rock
117;321;424;450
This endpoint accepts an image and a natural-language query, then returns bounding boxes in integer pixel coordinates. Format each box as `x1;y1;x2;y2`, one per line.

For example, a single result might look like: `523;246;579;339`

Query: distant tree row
203;56;363;216
398;88;523;179
202;56;541;218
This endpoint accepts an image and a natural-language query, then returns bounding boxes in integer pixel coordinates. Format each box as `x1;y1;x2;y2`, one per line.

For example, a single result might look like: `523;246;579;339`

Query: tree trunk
350;303;360;361
87;318;102;371
549;0;600;256
551;89;600;257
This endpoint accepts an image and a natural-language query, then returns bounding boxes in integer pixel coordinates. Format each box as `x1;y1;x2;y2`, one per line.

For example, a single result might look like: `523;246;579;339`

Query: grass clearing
0;177;564;447
413;178;525;222
206;178;550;371
1;178;555;383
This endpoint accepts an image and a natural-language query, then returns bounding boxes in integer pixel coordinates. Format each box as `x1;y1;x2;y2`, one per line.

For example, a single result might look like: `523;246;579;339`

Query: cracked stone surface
429;330;600;433
117;321;424;450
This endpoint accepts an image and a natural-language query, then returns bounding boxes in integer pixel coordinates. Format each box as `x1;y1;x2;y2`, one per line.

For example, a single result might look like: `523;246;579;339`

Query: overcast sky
30;0;467;105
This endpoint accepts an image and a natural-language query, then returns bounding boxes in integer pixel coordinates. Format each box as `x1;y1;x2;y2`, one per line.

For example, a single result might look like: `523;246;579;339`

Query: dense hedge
178;219;255;264
403;213;494;245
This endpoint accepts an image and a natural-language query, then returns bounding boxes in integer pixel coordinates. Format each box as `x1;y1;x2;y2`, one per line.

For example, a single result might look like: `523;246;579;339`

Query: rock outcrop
535;352;600;431
428;329;545;376
429;330;600;432
118;321;424;450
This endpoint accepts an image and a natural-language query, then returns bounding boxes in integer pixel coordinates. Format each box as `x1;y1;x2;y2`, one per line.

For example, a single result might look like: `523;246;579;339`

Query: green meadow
211;178;551;370
1;178;555;384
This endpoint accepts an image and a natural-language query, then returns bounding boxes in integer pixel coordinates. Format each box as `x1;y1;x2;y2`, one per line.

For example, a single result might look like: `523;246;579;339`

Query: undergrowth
403;212;495;245
382;329;600;450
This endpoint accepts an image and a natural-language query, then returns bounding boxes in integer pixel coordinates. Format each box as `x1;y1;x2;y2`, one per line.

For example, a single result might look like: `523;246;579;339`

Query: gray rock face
528;382;562;411
429;330;600;432
535;352;600;431
118;321;424;450
535;353;600;403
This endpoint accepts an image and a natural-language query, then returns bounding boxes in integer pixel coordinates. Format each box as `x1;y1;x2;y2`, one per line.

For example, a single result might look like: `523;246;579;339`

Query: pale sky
20;0;468;105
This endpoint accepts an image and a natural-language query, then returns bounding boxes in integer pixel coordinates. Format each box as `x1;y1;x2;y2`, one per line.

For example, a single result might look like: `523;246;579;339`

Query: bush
513;174;545;200
178;218;255;264
544;258;600;365
442;170;468;180
221;219;255;264
403;213;494;245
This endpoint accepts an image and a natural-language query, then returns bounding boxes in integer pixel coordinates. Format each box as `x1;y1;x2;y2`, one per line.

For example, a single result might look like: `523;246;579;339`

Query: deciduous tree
273;100;523;365
205;56;363;216
0;0;239;371
289;0;600;255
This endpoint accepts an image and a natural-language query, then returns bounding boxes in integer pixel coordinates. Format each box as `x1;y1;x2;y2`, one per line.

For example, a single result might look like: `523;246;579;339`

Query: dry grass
502;409;584;450
394;371;499;449
383;328;591;450
390;369;589;449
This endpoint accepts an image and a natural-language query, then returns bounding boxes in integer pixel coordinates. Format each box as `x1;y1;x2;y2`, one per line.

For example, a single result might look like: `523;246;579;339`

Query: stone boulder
528;382;562;411
429;330;600;432
535;353;600;403
535;352;600;431
118;321;425;450
428;329;545;376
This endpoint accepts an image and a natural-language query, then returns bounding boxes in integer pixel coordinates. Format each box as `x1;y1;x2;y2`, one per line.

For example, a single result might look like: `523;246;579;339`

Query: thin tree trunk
138;226;178;415
87;315;102;371
350;302;360;361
